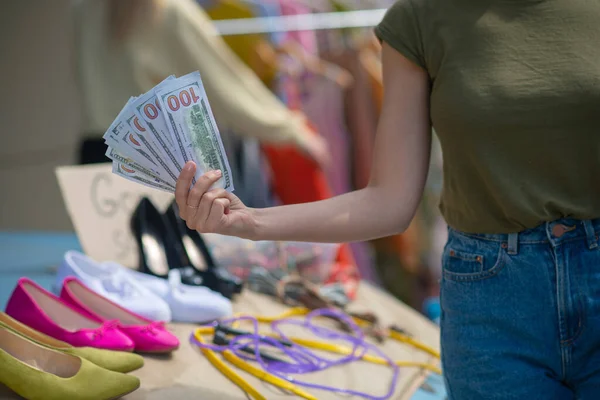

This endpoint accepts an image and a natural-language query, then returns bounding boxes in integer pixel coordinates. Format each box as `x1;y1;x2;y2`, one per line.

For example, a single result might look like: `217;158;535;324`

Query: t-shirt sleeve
374;0;426;70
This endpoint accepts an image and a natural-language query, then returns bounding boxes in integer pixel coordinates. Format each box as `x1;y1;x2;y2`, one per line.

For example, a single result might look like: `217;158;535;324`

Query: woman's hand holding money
176;162;256;239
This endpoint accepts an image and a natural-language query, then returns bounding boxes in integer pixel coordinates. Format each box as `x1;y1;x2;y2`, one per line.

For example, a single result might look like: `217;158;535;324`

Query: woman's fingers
206;198;231;231
175;164;223;221
191;188;229;231
175;162;196;219
187;170;223;220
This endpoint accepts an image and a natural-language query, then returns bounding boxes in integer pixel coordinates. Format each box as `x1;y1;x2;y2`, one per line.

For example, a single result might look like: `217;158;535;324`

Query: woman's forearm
250;43;433;244
251;187;412;243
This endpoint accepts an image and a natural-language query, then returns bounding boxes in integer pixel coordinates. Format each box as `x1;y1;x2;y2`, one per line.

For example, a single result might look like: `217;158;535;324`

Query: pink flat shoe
5;278;134;352
60;277;179;354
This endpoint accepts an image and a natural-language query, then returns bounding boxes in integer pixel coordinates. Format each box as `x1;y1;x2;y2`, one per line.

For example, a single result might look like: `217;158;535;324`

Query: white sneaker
56;251;172;322
165;269;233;323
64;255;233;323
106;264;232;323
73;255;232;323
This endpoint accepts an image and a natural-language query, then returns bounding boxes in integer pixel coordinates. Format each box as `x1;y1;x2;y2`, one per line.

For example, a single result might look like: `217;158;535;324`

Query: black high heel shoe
164;201;243;299
130;197;204;286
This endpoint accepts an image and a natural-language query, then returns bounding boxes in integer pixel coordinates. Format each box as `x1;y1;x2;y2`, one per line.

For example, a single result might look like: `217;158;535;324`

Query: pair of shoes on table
57;251;233;324
6;277;179;354
55;251;172;322
132;198;243;299
0;312;141;400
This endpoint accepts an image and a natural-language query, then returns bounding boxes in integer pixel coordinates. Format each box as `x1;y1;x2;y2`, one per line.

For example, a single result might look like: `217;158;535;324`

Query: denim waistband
449;218;600;255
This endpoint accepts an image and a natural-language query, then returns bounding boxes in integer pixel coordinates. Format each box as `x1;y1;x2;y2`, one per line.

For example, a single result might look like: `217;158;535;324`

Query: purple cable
190;308;400;400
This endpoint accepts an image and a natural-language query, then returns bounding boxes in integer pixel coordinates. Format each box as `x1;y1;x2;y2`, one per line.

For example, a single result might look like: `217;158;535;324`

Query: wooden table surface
0;282;443;400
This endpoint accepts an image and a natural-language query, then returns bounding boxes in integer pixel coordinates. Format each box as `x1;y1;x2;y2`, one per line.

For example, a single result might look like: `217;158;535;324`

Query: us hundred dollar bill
103;99;175;186
156;71;234;192
103;98;144;162
105;147;175;190
112;162;174;194
131;77;184;173
124;109;179;185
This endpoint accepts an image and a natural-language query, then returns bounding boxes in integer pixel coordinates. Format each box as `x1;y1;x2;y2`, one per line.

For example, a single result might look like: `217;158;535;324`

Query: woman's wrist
245;207;265;241
245;206;285;242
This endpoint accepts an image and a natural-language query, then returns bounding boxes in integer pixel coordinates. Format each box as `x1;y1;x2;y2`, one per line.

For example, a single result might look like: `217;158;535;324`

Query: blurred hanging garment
322;48;378;191
74;0;313;150
203;0;279;87
219;131;275;208
277;0;318;54
360;47;383;114
300;74;351;196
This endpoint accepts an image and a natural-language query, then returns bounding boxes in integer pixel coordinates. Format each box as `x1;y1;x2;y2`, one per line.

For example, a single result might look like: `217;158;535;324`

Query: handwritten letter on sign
55;163;173;268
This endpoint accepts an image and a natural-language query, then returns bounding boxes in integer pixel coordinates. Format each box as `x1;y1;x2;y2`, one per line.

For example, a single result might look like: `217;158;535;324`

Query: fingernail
214;170;222;177
184;162;194;172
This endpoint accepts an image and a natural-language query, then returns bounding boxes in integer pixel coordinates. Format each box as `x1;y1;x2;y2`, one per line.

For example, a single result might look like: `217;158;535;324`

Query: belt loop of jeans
582;220;598;249
507;233;519;255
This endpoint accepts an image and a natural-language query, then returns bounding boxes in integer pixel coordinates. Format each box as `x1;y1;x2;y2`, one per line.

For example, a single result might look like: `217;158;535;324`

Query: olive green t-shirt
375;0;600;234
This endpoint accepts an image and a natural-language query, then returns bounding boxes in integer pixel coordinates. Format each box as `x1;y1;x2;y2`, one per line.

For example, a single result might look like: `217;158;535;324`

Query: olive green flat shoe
0;312;144;373
0;326;140;400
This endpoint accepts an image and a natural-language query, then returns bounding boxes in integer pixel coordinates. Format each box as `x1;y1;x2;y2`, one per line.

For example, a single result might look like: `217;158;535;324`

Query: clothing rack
212;8;387;36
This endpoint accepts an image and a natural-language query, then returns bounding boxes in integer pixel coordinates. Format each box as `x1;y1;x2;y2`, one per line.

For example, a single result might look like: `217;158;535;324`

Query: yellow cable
191;308;443;400
193;332;266;400
255;308;439;358
389;330;440;359
262;333;442;375
352;313;441;359
222;350;318;400
195;326;216;335
196;326;441;375
254;307;310;322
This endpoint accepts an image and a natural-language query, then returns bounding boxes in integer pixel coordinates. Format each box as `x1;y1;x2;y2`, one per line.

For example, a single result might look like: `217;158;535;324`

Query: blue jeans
441;219;600;399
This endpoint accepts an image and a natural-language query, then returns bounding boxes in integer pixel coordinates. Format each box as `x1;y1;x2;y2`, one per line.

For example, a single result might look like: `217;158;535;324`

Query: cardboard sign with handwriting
55;163;173;268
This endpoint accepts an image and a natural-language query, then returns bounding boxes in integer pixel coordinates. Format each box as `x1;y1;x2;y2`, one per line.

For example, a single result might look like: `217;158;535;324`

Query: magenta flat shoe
5;278;134;352
60;277;180;354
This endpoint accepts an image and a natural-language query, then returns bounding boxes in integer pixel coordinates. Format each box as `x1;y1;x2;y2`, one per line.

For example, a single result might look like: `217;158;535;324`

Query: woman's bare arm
250;42;432;243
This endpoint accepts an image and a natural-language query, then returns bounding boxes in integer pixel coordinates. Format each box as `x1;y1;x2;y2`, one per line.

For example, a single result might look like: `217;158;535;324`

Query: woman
75;0;328;166
175;0;600;398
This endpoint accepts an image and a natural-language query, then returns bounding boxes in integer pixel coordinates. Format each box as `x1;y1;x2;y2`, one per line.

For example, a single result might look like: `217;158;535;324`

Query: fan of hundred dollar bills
104;71;233;193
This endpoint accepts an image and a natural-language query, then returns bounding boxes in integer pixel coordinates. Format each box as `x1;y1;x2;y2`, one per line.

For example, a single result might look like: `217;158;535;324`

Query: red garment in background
262;73;359;299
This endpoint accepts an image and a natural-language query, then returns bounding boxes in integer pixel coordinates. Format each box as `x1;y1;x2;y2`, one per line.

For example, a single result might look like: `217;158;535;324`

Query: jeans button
552;224;575;238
